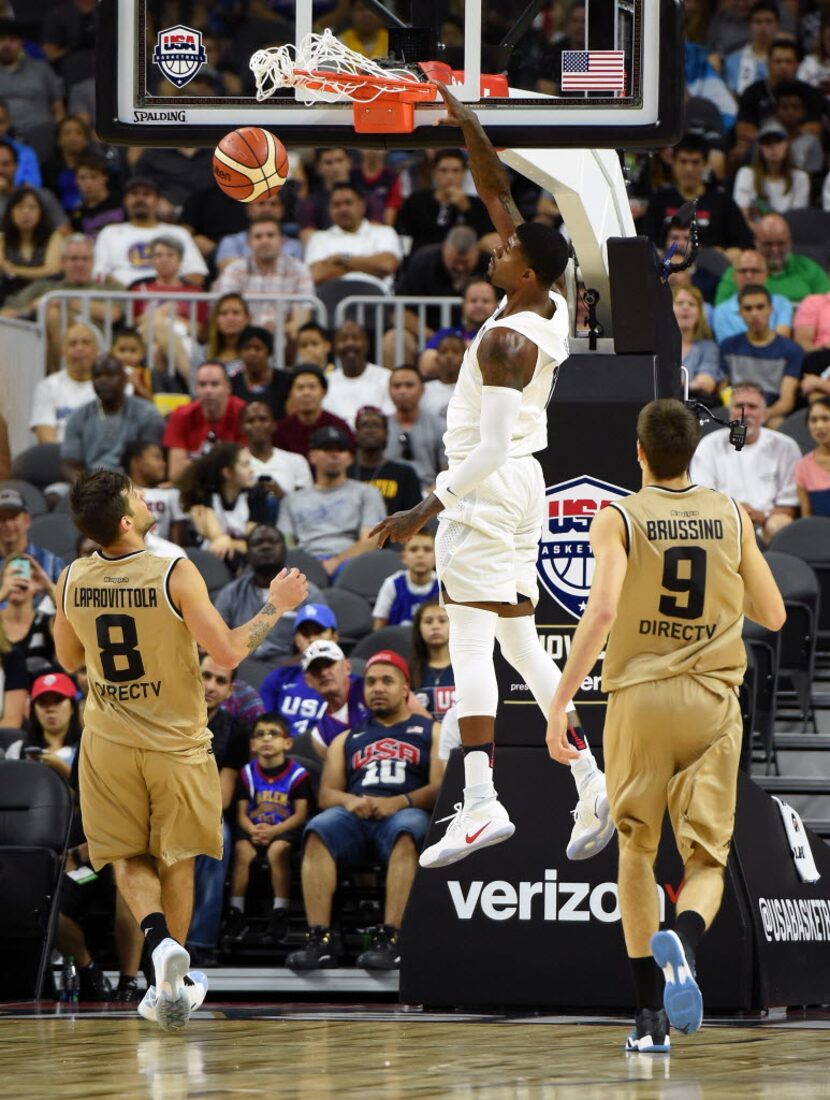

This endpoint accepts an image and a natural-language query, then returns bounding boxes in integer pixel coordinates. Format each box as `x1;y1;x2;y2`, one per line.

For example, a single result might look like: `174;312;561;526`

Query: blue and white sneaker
138;970;208;1026
625;1007;670;1053
651;930;703;1035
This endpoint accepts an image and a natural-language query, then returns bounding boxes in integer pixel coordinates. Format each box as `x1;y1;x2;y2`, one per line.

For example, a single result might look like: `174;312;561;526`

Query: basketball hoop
250;30;437;133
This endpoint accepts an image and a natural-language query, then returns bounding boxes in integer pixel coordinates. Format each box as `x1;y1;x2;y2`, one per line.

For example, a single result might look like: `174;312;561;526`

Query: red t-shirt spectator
273;410;353;458
129;279;211;328
163;395;248;455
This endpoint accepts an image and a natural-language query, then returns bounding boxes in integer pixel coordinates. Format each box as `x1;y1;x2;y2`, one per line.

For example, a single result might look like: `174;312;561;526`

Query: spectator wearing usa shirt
259;604;339;738
302;639;368;759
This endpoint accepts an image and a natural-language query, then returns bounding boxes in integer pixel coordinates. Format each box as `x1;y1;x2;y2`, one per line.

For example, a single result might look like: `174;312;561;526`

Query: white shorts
435;455;545;605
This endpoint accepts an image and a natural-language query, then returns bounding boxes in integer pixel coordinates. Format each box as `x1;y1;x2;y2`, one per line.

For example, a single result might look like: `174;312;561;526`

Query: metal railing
36;290;328;372
35;289;466;373
333;295;463;366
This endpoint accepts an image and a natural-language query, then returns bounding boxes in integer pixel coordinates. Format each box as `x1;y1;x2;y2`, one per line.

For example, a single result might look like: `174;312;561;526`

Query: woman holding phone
0;555;56;680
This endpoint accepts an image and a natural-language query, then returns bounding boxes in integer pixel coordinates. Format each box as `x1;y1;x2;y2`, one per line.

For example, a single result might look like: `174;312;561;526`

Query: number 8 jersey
602;485;746;692
63;550;209;754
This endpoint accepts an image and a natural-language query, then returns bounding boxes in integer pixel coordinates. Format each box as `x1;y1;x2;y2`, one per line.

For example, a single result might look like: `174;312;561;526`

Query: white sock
230;897;245;912
272;898;289;909
463;749;495;803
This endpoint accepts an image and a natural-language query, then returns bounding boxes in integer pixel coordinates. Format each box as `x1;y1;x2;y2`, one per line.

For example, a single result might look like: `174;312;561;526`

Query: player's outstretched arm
169;559;308;668
546;506;629;763
736;504;786;631
434;81;523;245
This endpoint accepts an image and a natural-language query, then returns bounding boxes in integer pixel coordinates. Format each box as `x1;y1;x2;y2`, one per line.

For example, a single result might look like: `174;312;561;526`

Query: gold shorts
604;675;742;867
79;732;224;870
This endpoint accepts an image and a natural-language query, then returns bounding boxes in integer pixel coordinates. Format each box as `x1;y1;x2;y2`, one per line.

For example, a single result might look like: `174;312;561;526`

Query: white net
250;29;420;104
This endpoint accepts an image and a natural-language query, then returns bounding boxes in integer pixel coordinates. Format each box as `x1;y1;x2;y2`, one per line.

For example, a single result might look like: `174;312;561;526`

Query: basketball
212;127;289;204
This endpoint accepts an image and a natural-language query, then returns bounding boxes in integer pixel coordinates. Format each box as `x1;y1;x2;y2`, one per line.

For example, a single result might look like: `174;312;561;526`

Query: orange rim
293;68;436;103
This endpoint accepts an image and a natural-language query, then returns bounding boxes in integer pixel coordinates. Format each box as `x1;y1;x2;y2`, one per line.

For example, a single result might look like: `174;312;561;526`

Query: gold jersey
602;484;746;692
63;549;209;756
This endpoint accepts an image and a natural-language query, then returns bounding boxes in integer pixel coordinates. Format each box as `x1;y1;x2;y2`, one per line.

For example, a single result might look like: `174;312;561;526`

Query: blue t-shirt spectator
718;333;804;405
259;663;326;738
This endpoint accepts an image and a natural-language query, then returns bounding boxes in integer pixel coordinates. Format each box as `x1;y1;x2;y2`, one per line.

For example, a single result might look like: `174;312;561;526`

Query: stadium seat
316;276;389;336
186;548;232;596
0;728;24;757
697;246;730;278
767;518;830;658
28;513;81;563
319;588;373;649
10;444;65;490
0;760;73;998
764;551;821;733
285;549;329;590
334;548;402;602
785;209;830;271
350;624;413;662
0;479;48;517
237;656;272;691
742;619;782;775
777;408;812;455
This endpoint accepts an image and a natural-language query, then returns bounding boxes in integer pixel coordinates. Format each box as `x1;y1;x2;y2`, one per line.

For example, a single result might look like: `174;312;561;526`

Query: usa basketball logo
537;475;630;619
152;25;207;89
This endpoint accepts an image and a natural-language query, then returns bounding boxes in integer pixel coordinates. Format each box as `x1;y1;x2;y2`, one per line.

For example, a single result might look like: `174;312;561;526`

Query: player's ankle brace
446;603;499;719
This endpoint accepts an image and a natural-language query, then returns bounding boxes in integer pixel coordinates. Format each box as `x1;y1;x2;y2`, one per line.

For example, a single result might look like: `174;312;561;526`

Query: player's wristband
403;793;413;808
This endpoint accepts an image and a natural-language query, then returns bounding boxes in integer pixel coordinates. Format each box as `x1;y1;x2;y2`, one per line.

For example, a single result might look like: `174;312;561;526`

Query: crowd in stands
5;0;830;989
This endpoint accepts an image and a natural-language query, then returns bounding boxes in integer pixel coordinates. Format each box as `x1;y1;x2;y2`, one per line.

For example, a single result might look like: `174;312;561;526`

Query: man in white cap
302;638;368;759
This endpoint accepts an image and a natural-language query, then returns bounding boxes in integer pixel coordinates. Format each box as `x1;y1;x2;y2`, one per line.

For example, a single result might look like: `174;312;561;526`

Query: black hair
390;363;423;380
738;282;772;303
774;79;809;105
433;148;466;169
329;180;365;202
3;185;53;251
515;222;570;286
674;132;710;159
408;599;445;691
298;320;331;341
768;35;800;59
750;0;780;18
251;711;291;738
121;439;161;473
0;137;18;163
289;364;328;392
238;324;274;354
69;469;133;547
178;442;242;509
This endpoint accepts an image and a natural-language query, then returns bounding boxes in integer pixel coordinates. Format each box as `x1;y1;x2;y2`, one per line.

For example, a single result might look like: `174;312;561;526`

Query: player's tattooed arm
245;601;277;654
479;328;538;390
433;81;523;243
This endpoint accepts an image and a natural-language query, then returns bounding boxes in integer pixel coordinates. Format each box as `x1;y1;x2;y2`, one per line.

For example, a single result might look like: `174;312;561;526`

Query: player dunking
54;470;307;1030
371;84;614;869
546;400;785;1051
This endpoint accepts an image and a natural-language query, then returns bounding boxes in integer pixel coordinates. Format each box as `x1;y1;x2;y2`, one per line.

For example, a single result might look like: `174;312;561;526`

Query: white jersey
442;291;569;463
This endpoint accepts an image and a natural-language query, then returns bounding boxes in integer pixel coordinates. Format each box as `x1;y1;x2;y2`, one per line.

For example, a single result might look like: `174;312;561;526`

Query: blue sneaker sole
651;930;703;1035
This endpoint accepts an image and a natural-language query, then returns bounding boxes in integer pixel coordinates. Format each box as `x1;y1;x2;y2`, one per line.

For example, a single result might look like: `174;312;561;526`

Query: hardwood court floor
2;1004;830;1100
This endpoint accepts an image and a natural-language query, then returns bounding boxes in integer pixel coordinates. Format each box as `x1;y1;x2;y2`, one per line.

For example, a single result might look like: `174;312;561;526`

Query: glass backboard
96;0;683;150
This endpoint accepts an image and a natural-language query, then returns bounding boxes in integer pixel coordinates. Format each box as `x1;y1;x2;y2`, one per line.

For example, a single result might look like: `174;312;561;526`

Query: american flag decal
561;50;626;92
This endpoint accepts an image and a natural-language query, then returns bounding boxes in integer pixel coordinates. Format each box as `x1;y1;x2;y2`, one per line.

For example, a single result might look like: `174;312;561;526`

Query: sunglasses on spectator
736;267;764;274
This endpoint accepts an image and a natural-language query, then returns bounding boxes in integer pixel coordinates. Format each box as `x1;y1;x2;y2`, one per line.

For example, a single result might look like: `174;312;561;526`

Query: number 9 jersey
63;549;210;755
602;485;746;692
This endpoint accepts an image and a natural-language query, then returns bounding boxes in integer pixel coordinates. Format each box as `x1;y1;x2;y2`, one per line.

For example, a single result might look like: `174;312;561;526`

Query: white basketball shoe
419;796;516;869
138;970;208;1027
144;939;193;1031
566;771;615;860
